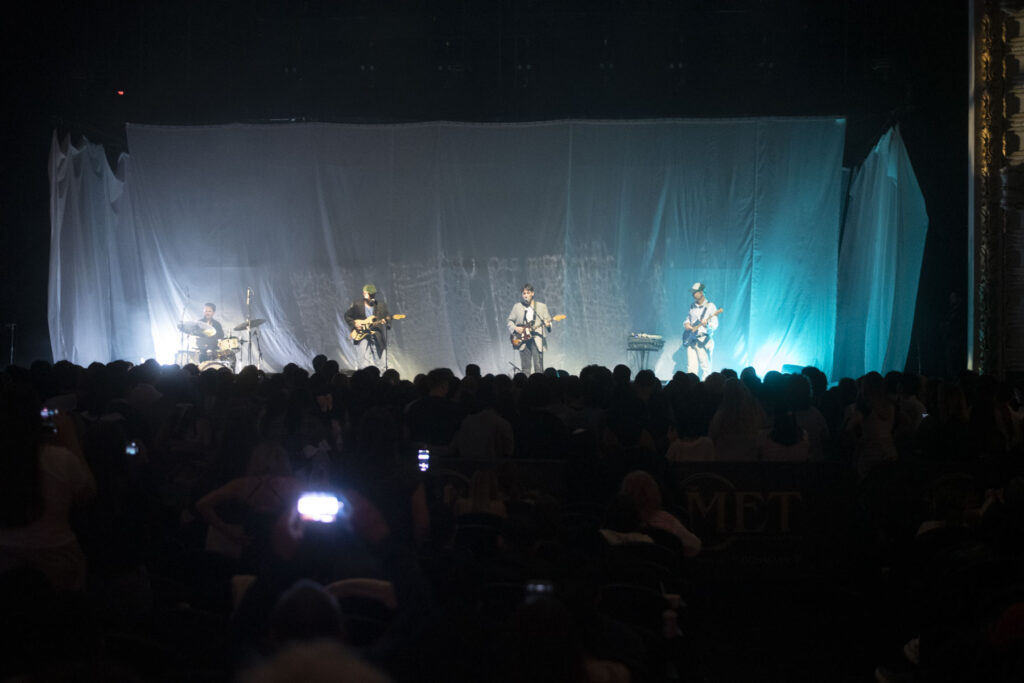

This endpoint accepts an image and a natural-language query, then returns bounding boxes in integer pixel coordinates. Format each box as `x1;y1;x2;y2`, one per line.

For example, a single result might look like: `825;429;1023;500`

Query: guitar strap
691;303;713;345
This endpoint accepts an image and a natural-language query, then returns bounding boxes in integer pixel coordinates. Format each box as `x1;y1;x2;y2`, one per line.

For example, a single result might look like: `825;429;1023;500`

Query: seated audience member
599;494;655;546
915;382;970;461
454;470;508;519
267;579;347;647
0;384;96;591
197;441;304;569
895;373;928;442
404;368;464;449
451;380;514;459
758;408;810;462
787;372;830;459
966;375;1010;457
620;470;701;557
709;378;763;461
343;406;431;548
665;403;716;462
242;638;390;683
506;594;630;683
515;374;572;459
843;372;898;476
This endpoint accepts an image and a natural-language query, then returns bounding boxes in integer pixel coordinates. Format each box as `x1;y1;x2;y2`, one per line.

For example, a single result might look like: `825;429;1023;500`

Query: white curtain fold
834;126;929;380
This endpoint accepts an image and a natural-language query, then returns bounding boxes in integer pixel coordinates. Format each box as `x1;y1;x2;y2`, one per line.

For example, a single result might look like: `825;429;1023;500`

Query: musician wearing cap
344;284;391;370
196;302;225;361
682;282;719;381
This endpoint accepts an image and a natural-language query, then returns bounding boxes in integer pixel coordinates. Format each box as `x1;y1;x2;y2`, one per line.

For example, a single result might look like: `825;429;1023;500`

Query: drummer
196;302;225;361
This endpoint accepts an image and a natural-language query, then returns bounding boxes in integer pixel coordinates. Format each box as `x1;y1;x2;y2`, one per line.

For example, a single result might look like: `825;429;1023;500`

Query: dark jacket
344;298;392;352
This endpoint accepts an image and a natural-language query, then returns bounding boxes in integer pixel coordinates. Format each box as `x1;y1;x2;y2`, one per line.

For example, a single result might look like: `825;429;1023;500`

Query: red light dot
116;90;124;96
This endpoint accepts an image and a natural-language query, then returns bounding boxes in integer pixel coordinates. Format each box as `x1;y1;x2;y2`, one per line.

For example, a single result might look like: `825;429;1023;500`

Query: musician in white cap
682;282;719;380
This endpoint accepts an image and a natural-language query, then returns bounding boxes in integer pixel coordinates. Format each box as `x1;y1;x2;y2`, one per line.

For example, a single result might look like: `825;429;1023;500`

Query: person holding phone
196;442;303;569
0;384;96;591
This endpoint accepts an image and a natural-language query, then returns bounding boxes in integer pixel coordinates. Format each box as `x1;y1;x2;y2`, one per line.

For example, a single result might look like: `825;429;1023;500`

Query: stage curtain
50;118;852;378
48;132;153;363
833;126;928;380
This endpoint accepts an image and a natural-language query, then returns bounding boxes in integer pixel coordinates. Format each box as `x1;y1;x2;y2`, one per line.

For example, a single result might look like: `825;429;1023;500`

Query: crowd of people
1;356;1022;682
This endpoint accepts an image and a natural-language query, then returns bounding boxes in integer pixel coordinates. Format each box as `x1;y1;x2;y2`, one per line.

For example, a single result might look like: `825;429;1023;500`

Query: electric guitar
510;314;567;349
681;308;723;346
350;314;406;342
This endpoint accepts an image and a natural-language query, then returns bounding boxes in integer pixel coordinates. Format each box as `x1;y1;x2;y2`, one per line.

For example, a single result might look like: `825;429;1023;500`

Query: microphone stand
179;290;190;364
5;323;15;367
240;287;261;371
253;326;263;372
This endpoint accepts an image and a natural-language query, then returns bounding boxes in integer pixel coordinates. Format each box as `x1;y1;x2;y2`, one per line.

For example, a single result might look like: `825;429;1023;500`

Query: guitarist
683;282;719;381
344;284;391;370
506;283;552;374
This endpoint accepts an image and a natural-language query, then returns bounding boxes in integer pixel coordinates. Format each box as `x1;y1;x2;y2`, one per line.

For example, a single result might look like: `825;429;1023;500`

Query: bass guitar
510;314;567;349
350;314;406;343
681;308;723;346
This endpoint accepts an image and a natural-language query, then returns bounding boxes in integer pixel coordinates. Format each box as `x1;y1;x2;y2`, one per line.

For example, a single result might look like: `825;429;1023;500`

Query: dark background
1;1;967;373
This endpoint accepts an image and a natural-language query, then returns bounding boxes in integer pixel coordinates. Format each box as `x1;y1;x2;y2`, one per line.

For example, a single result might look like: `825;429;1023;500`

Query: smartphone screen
417;449;430;472
525;581;554;603
125;441;138;456
297;492;342;523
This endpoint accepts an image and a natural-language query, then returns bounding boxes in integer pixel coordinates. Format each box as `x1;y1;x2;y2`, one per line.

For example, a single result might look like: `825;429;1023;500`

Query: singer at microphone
343;284;390;370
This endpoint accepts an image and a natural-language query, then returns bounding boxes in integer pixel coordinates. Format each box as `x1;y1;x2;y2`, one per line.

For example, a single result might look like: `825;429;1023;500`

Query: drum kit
175;318;266;372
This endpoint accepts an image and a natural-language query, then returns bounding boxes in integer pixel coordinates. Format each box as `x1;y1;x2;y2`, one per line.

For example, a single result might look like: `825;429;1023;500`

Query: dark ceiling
1;0;968;371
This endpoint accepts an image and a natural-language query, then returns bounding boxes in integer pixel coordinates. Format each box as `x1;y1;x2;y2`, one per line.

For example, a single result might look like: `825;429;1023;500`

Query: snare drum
218;337;240;352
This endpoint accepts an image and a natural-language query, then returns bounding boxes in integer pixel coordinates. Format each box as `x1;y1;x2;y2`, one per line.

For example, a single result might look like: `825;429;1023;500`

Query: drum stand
249;326;264;372
240;287;264;372
5;322;15;367
176;294;189;365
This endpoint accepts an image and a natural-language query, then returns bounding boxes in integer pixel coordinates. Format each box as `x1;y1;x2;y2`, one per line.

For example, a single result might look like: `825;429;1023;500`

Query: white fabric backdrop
834;126;929;379
50;118;855;377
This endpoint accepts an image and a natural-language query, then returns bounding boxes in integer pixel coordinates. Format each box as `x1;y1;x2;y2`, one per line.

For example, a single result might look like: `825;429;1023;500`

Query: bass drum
198;359;234;373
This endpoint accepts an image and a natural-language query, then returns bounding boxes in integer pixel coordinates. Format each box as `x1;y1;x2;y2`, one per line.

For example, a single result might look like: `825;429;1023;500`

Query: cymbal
233;318;266;331
178;321;216;337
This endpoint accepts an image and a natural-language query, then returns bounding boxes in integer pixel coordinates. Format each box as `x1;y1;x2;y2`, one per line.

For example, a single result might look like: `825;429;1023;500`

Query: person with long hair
454;469;508;519
197;441;304;568
620;470;702;557
758;407;810;462
708;378;763;461
0;383;96;591
843;372;899;476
